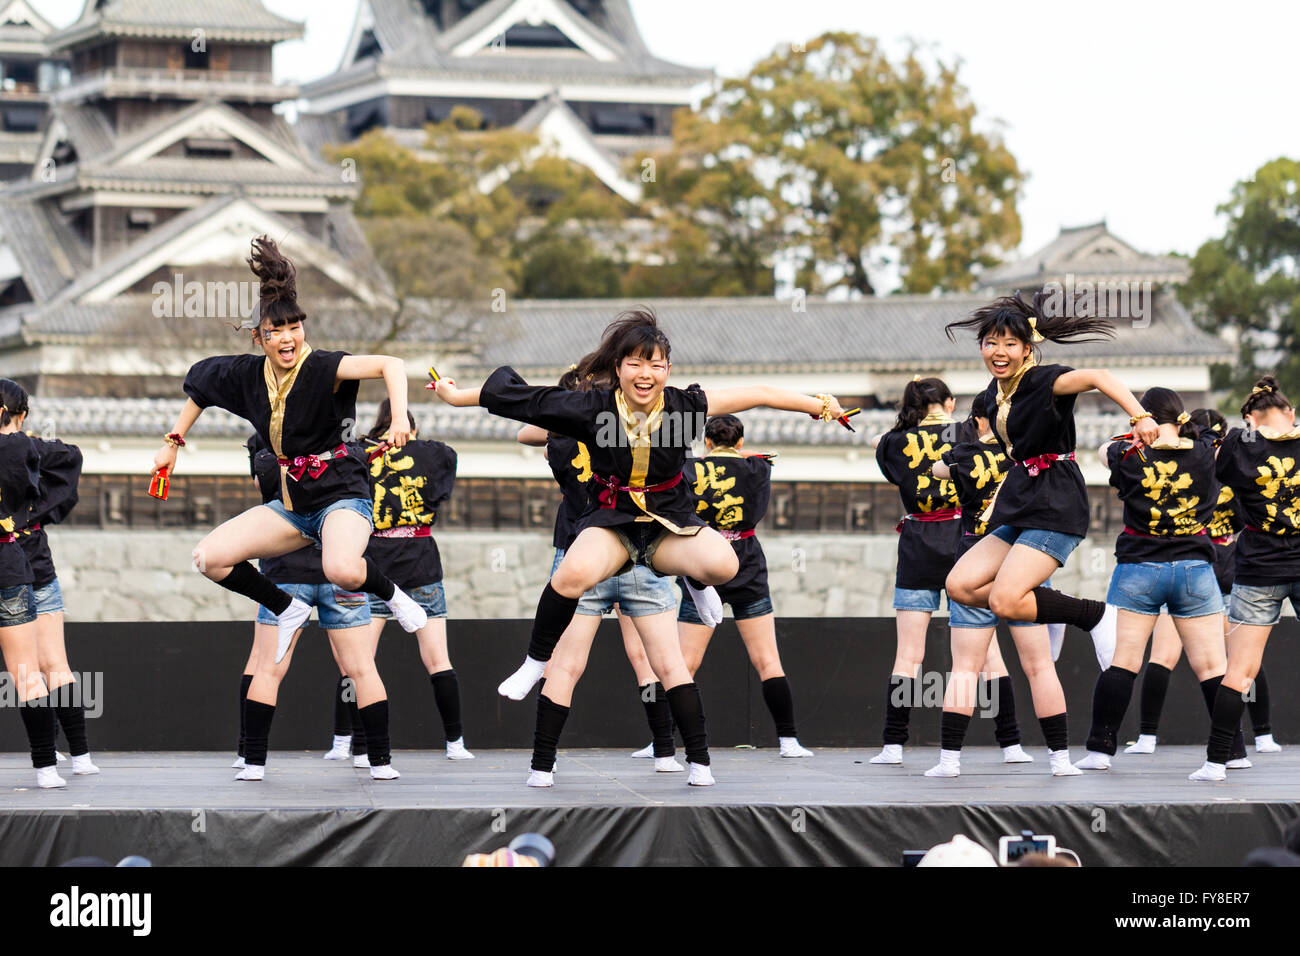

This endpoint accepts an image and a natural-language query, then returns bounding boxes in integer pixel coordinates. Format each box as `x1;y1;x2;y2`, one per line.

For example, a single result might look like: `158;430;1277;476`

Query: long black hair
366;398;416;442
1140;387;1199;440
970;390;991;422
945;290;1116;350
0;377;28;429
574;308;670;387
705;414;743;447
1240;375;1292;420
1189;408;1227;442
890;377;952;433
248;235;306;331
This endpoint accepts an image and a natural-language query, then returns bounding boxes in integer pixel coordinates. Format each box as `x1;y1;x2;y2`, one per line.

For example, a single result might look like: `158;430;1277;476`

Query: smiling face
980;329;1032;381
617;347;670;411
254;319;306;371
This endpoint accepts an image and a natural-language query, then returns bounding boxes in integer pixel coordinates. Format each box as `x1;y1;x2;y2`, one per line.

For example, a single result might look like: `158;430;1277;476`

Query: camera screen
1005;838;1050;861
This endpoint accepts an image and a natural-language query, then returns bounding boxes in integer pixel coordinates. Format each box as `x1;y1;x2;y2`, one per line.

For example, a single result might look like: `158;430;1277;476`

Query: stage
2;747;1295;866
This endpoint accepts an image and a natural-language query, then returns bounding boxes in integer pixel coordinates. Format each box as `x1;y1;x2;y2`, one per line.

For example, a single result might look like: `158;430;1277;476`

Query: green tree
327;109;633;299
1179;157;1300;401
638;33;1023;296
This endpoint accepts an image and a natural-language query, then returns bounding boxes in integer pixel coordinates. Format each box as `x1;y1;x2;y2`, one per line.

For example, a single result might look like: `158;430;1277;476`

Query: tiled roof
49;0;303;46
303;0;709;96
462;293;1231;374
16;289;1231;370
0;197;83;301
980;221;1190;288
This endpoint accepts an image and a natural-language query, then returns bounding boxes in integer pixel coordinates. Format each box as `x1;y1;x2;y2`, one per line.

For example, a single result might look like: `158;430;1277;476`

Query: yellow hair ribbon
1176;411;1190;425
1027;315;1045;344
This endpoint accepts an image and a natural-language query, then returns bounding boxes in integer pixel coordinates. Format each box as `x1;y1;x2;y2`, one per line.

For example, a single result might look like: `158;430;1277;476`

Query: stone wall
47;528;1138;622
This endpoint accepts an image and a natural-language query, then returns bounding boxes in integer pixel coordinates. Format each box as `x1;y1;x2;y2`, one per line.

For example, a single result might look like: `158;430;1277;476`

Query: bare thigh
195;505;307;577
735;613;783;680
550;527;632;598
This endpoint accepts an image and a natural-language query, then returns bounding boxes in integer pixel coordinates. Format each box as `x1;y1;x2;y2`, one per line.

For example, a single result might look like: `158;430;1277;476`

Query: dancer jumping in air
431;308;847;786
944;291;1158;776
151;236;422;781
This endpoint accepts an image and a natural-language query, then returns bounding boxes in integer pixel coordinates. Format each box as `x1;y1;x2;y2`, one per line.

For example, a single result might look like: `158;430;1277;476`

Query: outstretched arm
337;355;412;447
152;398;203;477
931;461;952;480
430;378;481;408
517;424;548;446
704;385;845;420
1053;369;1157;444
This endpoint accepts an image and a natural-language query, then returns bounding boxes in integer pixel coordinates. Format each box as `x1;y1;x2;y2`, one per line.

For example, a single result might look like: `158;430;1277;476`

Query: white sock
1125;734;1157;754
498;656;547;700
1049;749;1082;776
682;579;724;628
1074;750;1111;770
924;749;961;777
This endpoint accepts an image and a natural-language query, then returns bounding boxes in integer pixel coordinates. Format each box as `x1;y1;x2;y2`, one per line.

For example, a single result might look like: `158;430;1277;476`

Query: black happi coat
1215;426;1300;585
16;437;82;589
1107;436;1217;564
248;434;329;585
1206;484;1244;594
0;432;39;587
876;418;963;590
184;348;369;513
683;450;773;604
941;435;1010;560
363;439;456;590
548;434;595;551
979;362;1090;538
481;367;708;536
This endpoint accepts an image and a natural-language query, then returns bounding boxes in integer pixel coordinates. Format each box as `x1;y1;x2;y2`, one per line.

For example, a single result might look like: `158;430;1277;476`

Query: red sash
592;471;683;509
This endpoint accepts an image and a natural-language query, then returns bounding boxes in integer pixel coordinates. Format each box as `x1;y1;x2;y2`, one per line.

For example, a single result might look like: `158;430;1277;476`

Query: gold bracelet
814;394;834;422
1129;411;1153;426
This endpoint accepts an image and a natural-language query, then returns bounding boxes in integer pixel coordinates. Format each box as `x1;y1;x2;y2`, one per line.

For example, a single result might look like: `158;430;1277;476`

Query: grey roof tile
49;0;303;45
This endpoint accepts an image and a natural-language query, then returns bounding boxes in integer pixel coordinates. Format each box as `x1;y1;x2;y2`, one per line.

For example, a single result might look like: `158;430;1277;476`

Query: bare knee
987;586;1024;622
945;571;973;606
323;556;365;591
697;549;739;587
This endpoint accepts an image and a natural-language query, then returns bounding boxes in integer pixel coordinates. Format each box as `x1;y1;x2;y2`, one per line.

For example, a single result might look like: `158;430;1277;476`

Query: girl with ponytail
0;378;65;788
152;236;422;782
1074;387;1244;773
1191;376;1300;780
1129;407;1281;756
943;291;1158;776
870;377;1012;766
432;307;847;787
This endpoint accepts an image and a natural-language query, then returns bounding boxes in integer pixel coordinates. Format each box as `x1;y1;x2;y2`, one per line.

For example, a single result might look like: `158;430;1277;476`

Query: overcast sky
37;1;1300;261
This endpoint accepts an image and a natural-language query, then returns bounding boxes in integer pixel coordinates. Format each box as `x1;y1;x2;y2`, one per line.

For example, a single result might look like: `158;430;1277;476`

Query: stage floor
2;747;1296;866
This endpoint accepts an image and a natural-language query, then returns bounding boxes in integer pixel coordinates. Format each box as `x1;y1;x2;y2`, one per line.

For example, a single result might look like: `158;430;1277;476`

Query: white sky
34;0;1300;260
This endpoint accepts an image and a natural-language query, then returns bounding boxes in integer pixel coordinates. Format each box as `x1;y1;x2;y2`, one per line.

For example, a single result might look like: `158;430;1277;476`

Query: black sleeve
668;383;708;442
29;438;83;526
875;432;902;485
427;442;457;508
183;354;257;416
479;366;603;440
1214;430;1244;486
941;442;972;475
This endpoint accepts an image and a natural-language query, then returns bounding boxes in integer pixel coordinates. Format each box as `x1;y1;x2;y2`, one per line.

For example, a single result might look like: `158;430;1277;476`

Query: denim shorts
989;526;1084;567
575;563;676;618
894;587;945;613
264;497;373;545
0;583;36;627
1228;580;1300;626
256;581;371;630
369;580;447;620
678;591;773;624
1106;561;1224;618
33;578;64;616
